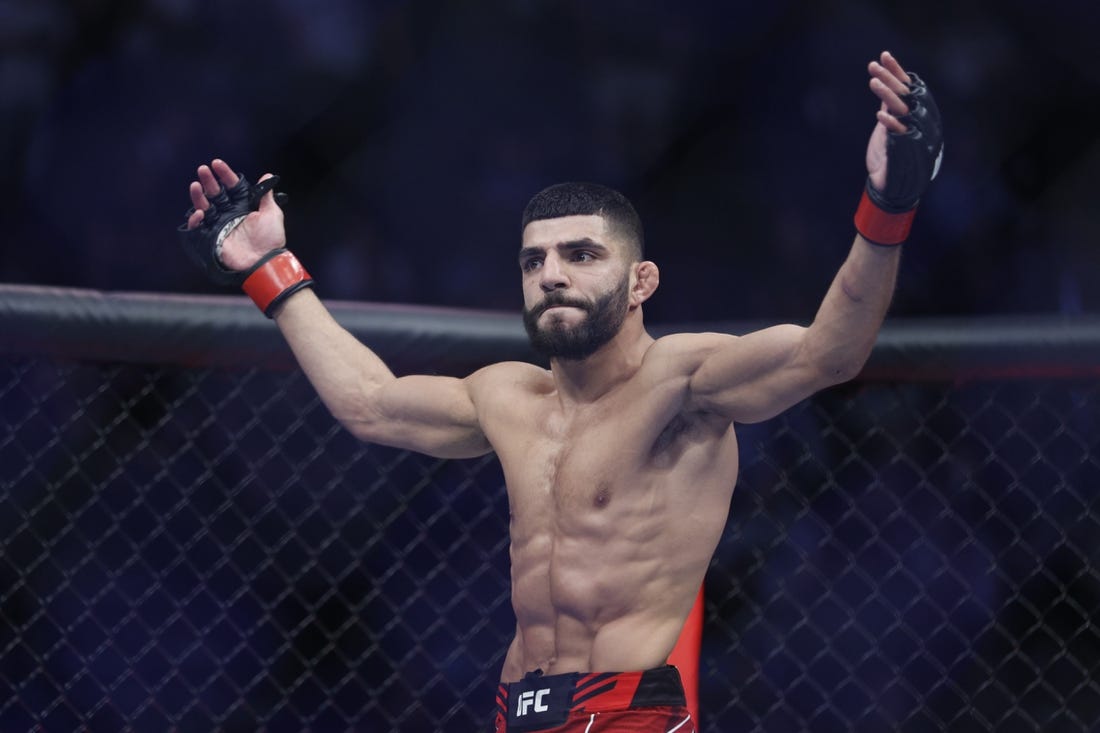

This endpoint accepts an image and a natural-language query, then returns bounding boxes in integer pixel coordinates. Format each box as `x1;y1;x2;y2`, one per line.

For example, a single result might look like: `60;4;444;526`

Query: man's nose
539;254;569;292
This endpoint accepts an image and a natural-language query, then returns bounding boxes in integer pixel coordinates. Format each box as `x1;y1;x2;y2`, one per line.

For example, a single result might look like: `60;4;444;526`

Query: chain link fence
1;288;1098;731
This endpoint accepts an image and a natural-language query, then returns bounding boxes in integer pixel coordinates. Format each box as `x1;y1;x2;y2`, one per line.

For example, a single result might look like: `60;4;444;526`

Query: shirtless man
179;51;942;732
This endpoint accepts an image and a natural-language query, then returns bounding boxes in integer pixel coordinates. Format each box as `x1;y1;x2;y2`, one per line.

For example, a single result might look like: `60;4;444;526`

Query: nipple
594;486;611;508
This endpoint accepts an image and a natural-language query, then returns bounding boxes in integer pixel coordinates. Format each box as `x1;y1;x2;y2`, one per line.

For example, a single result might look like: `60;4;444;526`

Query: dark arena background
2;2;1099;732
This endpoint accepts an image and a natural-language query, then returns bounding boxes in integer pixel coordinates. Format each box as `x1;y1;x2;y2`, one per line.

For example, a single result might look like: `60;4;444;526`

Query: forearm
799;52;942;381
177;162;484;453
804;234;900;381
800;51;941;380
272;288;397;431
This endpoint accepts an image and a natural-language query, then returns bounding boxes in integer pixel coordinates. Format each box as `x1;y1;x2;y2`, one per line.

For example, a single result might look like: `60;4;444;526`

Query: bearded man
179;51;942;732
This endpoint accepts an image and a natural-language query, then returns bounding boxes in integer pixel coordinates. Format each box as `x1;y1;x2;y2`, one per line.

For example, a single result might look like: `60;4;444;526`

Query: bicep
688;325;835;424
350;373;491;459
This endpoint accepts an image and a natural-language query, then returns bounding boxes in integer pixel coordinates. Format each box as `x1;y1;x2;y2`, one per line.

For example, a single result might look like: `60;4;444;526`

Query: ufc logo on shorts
516;688;551;716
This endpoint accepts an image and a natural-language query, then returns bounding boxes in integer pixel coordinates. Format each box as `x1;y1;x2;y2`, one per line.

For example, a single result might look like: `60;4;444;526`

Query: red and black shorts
491;665;695;732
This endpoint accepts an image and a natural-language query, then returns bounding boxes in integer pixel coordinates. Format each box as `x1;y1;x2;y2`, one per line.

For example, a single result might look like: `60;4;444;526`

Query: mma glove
854;72;944;245
177;175;313;317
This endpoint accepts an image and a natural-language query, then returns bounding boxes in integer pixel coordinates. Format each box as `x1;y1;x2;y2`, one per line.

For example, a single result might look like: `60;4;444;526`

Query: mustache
526;292;591;320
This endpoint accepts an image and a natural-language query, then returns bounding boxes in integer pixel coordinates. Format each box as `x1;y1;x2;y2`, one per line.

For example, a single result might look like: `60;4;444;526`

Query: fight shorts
490;665;695;732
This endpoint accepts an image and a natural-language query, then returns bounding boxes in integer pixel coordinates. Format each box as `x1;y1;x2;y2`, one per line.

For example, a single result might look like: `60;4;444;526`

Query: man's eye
522;259;542;272
573;251;593;262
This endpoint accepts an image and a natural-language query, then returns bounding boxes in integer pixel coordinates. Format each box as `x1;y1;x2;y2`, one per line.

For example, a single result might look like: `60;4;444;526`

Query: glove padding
867;72;944;213
177;175;288;285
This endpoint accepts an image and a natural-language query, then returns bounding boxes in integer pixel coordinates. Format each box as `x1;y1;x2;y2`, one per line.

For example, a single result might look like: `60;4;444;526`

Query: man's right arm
180;158;492;460
272;289;492;459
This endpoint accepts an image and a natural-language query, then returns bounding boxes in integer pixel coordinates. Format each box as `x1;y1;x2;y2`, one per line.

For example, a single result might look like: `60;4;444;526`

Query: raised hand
178;159;312;317
865;51;913;192
855;51;944;245
184;158;287;273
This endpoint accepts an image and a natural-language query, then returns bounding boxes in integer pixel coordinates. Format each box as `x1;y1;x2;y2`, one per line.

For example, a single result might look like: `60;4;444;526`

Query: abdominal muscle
498;473;731;683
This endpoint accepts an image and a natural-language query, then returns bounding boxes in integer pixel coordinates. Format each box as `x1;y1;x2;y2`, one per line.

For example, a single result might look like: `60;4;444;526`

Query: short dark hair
521;182;644;261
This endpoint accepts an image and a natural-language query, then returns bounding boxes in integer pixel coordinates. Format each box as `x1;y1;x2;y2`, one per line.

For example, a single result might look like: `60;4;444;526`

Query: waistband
496;665;686;718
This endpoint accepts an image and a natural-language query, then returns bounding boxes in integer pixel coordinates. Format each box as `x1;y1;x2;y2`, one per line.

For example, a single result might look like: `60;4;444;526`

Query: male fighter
179;51;942;732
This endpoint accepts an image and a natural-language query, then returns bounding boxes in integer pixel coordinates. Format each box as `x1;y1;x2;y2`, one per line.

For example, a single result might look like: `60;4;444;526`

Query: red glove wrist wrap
854;189;916;246
242;250;313;317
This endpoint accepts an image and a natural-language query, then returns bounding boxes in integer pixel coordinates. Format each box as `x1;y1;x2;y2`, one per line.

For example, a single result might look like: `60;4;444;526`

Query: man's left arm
688;50;943;424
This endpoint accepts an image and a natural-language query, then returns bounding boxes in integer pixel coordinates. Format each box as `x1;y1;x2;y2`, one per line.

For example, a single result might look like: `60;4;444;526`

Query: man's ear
630;261;660;306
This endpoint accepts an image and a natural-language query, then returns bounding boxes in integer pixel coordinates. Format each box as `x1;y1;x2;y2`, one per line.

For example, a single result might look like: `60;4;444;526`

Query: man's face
519;215;633;361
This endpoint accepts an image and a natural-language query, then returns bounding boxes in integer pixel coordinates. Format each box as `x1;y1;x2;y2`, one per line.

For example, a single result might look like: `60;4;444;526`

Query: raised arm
688;51;944;424
179;159;492;459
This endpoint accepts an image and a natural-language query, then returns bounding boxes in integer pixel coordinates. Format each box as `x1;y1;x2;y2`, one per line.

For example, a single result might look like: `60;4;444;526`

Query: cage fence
1;287;1098;732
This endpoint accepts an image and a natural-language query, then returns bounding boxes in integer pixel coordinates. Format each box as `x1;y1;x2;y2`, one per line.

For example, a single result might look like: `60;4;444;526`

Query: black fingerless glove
177;174;312;317
855;72;945;245
177;174;287;284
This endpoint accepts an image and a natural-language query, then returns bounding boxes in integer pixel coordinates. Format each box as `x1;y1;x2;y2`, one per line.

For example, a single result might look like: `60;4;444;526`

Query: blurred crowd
1;0;1098;323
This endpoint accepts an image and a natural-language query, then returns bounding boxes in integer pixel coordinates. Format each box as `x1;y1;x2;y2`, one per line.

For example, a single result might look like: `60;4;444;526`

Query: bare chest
521;428;619;514
493;400;716;523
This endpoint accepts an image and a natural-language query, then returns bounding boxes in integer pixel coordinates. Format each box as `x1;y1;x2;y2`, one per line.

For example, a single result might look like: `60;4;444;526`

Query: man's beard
522;276;630;361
